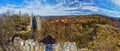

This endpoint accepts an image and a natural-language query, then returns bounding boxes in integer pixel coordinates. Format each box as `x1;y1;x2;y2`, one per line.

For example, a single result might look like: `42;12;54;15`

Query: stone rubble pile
13;37;78;51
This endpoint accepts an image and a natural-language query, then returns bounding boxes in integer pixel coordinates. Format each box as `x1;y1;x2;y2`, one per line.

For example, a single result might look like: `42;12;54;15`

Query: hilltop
0;14;120;51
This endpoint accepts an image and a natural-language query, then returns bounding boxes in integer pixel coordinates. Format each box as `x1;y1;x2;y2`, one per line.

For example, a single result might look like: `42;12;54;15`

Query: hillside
41;15;120;48
0;14;120;51
87;24;120;51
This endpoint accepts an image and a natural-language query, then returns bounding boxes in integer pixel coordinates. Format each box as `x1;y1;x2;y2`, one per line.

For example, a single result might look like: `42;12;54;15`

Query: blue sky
0;0;120;17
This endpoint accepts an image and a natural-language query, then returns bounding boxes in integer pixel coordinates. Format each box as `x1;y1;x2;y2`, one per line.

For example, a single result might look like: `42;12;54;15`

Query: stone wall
27;16;41;32
35;16;41;31
12;37;78;51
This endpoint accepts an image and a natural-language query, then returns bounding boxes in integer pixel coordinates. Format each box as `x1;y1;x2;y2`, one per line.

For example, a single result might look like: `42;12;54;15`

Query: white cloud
112;0;120;6
82;6;99;12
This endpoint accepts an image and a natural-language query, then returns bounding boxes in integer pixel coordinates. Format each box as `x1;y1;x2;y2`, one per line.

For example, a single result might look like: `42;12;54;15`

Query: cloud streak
0;0;100;16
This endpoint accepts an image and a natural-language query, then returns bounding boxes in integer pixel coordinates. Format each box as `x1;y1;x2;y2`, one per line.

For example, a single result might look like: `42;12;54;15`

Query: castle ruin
29;16;41;32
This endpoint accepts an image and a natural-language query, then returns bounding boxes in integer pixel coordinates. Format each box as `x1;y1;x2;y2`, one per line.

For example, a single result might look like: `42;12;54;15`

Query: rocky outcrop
12;36;78;51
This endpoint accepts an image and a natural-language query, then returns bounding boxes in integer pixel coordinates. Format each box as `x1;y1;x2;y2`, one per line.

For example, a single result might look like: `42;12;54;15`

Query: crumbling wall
10;37;78;51
35;16;41;31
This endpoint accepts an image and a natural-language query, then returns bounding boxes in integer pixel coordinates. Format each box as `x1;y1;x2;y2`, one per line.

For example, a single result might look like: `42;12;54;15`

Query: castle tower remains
35;16;41;31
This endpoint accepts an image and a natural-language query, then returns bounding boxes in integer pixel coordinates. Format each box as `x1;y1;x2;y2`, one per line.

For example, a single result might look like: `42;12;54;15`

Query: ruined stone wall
11;37;78;51
27;16;41;32
35;16;41;31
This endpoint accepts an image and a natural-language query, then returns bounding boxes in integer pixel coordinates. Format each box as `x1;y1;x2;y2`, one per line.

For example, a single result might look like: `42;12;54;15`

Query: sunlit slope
41;15;120;49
